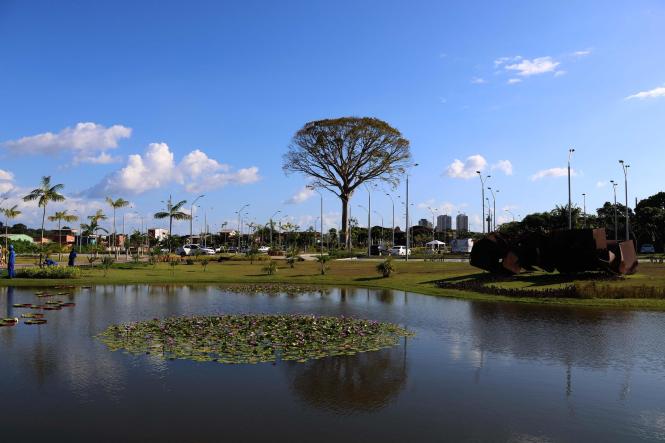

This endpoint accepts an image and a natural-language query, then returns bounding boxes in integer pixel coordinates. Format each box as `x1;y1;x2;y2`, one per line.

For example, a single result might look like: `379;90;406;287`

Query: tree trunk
341;194;350;249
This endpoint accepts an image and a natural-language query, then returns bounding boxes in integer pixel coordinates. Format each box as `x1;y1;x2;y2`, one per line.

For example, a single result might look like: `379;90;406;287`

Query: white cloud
507;78;522;84
625;85;665;100
471;77;487;84
75;152;121;165
491;160;513;175
505;56;560;77
554;70;566;77
87;143;259;196
446;155;487;179
285;186;314;204
0;169;14;181
572;49;592;57
416;199;457;215
2;122;131;164
596;181;608;188
530;167;577;181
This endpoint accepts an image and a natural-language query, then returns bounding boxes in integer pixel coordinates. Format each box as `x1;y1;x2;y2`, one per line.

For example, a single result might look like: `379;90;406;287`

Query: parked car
226;246;238;253
640;244;656;254
176;244;216;256
388;245;411;256
257;246;270;253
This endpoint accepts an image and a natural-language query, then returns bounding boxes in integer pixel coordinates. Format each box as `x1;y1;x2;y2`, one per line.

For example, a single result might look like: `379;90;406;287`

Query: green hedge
14;266;81;279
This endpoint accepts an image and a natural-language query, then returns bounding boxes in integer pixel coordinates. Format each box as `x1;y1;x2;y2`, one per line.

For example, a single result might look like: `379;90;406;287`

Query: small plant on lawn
87;255;99;269
131;253;140;264
286;246;299;268
100;255;115;277
148;253;157;268
315;254;331;275
263;260;278;275
200;257;210;272
246;245;259;264
169;256;179;276
377;257;395;278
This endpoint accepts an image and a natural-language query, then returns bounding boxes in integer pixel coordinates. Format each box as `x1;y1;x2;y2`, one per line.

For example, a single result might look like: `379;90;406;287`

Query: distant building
148;228;169;241
418;218;433;229
456;213;469;233
436;214;452;232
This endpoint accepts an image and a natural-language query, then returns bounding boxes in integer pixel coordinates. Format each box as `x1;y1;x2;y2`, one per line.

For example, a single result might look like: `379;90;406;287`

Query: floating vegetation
97;314;412;365
12;301;75;310
21;313;45;319
24;319;47;325
222;284;326;296
0;318;19;327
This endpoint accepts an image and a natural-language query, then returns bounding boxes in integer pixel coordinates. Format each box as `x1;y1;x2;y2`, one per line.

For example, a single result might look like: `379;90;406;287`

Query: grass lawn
1;259;665;310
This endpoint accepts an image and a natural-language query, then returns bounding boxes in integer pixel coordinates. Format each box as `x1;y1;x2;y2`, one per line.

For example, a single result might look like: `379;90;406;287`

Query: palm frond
171;211;192;221
171;200;188;212
154;211;170;219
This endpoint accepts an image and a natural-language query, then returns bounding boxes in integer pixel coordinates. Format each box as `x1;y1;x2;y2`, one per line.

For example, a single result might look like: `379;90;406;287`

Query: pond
1;285;665;442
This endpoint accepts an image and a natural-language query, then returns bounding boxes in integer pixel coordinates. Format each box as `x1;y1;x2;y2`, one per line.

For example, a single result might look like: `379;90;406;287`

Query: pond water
1;285;665;442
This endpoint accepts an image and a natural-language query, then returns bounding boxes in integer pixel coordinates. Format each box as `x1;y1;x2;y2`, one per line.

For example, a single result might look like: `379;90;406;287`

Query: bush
100;255;115;276
262;260;278;275
200;257;210;272
15;266;81;279
185;258;195;265
377;257;396;278
315;254;331;275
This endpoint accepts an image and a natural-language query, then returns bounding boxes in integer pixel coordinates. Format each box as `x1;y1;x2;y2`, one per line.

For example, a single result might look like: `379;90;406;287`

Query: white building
148;228;169;241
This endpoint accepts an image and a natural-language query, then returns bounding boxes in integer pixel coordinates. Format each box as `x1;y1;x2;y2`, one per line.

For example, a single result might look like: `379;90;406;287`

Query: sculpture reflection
286;341;408;414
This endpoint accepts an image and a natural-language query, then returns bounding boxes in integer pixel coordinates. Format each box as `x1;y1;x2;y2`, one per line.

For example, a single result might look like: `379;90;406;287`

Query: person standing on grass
7;244;15;278
68;248;77;267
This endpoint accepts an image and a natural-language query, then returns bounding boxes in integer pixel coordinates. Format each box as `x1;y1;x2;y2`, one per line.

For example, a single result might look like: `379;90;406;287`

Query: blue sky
1;0;664;234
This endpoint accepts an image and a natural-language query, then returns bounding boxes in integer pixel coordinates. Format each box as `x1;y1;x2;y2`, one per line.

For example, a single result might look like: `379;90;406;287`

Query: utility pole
619;160;630;241
610;180;618;240
582;193;587;228
568;148;575;229
476;171;490;233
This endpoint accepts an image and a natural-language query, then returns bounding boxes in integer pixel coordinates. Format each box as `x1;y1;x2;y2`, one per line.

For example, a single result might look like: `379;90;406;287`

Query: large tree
283;117;411;248
23;176;65;248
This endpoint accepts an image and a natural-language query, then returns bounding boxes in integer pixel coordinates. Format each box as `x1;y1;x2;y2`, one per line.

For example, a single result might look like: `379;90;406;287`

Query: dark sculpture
470;228;638;275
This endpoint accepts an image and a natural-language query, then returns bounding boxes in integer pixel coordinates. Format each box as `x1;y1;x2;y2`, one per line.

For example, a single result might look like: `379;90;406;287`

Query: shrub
315;254;331;275
100;255;115;277
185;258;195;265
200;257;210;272
87;255;99;268
169;256;179;275
15;266;81;279
263;260;278;275
377;257;396;278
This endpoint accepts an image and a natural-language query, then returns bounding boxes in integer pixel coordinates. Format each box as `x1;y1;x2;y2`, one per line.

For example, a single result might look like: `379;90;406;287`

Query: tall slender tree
106;197;130;256
154;195;191;252
283;117;411;248
2;205;21;256
81;210;108;247
48;210;79;260
22;176;65;249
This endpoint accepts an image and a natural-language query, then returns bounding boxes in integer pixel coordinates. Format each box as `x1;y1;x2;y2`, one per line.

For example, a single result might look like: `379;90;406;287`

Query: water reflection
286;342;408;414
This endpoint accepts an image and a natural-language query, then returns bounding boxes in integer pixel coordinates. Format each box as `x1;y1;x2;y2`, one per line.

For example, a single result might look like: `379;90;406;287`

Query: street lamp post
236;204;249;250
307;186;324;273
485;197;491;233
373;210;384;245
619;160;630;241
476;171;491;233
190;195;204;243
427;206;437;242
505;209;515;222
568;148;575;229
488;187;498;231
406;164;418;262
582;193;587;228
610;180;618;240
386;193;395;247
357;204;369;255
363;184;371;256
269;210;281;248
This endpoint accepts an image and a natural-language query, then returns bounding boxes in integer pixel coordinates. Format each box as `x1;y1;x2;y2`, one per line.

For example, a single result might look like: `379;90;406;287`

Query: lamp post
610;180;618;240
386;193;395;247
427;206;437;242
619;160;630;241
190;194;204;243
488;187;498;231
476;171;490;233
505;209;515;222
307;186;324;272
373;210;384;245
269;210;281;247
485;197;491;233
236;204;249;249
357;204;369;255
406;164;418;261
582;193;587;228
363;184;372;256
568;148;575;229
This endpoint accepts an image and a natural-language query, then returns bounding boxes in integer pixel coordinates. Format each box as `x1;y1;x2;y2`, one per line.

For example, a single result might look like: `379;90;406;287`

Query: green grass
2;260;665;310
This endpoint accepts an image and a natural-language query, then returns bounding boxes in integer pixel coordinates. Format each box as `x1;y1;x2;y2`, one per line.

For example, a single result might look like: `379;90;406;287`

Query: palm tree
22;176;65;249
81;210;108;247
154;195;191;252
48;210;79;260
2;204;21;256
106;197;129;256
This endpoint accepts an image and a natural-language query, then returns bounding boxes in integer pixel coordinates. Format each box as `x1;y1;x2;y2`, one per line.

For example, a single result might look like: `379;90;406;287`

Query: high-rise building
418;218;432;228
436;214;452;232
456;213;469;233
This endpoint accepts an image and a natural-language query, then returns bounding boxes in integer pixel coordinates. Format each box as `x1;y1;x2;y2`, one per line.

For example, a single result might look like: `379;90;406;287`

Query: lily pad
24;319;47;325
96;314;413;365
